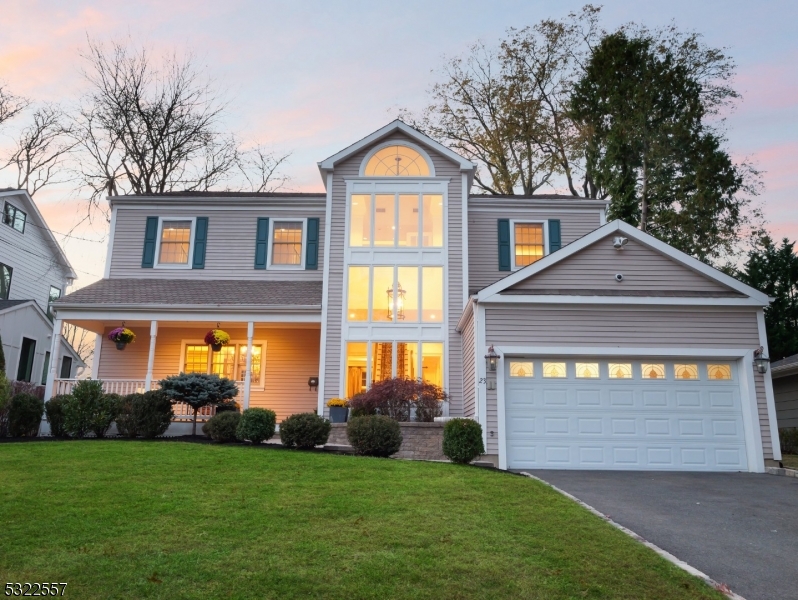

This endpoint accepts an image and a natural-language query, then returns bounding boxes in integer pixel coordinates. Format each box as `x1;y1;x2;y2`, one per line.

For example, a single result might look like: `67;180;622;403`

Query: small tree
347;378;447;422
0;333;6;374
159;373;238;436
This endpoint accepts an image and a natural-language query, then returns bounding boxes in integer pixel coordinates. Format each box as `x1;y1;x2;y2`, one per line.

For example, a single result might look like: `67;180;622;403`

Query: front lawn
0;442;724;599
781;453;798;469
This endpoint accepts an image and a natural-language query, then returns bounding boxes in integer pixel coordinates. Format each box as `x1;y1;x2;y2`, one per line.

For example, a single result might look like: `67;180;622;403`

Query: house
0;189;85;385
49;120;780;472
771;354;798;430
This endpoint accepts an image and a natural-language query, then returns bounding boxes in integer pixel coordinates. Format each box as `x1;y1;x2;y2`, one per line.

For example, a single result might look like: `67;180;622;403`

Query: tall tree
738;236;798;362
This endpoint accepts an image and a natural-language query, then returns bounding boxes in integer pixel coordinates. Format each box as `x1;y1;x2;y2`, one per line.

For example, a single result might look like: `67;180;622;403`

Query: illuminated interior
397;342;416;379
348;193;442;248
348;266;441;323
272;221;303;265
364;145;431;177
397;267;418;321
159;220;191;264
514;222;544;267
421;267;443;322
374;194;395;246
346;342;367;398
349;194;371;246
372;267;393;322
347;266;369;321
184;343;263;385
421;343;443;388
371;342;393;383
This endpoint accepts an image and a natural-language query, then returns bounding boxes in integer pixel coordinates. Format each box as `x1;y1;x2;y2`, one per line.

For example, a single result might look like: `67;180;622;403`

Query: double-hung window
270;220;305;267
3;202;26;233
513;222;545;268
156;219;194;266
0;263;12;300
183;342;265;387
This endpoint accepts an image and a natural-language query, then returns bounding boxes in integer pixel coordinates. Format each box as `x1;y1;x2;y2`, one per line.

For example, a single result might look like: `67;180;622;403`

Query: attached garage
503;358;750;470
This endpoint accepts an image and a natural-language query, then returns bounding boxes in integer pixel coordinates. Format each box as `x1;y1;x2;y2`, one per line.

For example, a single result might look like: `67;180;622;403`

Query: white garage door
504;358;748;471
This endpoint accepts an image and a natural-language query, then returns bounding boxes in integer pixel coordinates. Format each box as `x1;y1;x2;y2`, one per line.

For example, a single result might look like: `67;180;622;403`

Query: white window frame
344;339;446;393
510;219;548;271
267;217;307;270
179;339;268;390
154;216;196;269
359;141;436;177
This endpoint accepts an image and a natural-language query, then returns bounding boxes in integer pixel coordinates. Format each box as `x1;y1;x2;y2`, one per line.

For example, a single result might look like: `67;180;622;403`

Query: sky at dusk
1;0;796;290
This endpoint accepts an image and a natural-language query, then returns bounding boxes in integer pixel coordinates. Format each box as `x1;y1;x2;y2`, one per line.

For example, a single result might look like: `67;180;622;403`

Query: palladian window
364;145;431;177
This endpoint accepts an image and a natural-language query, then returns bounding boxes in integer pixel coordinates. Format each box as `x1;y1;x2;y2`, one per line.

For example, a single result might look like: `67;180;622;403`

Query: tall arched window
364;145;431;176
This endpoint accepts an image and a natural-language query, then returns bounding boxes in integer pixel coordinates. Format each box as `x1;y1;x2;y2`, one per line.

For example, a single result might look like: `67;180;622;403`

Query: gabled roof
477;220;770;305
0;298;85;367
0;189;77;281
317;120;476;181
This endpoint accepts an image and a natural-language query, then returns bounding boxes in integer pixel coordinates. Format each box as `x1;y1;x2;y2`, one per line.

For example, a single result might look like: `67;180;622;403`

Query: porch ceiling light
485;345;499;372
753;346;770;374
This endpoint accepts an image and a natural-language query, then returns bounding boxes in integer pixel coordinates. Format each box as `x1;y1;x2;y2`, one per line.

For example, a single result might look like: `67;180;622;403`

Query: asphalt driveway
525;471;798;600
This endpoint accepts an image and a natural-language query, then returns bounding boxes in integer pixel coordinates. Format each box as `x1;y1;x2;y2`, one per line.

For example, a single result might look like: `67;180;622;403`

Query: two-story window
0;263;12;300
347;266;443;322
3;202;26;233
350;194;443;248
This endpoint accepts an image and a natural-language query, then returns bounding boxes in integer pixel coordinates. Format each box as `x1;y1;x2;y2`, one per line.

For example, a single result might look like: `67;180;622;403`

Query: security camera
612;236;629;249
615;273;624;282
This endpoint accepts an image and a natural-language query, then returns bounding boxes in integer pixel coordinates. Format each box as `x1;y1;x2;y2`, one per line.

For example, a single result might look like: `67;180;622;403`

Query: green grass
0;442;725;600
781;453;798;469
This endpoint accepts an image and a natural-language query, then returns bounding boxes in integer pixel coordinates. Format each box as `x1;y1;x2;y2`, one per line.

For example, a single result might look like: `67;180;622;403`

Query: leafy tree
738;236;798;361
159;373;238;436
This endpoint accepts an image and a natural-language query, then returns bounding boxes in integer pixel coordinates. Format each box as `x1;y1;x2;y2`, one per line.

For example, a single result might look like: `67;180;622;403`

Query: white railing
171;402;217;422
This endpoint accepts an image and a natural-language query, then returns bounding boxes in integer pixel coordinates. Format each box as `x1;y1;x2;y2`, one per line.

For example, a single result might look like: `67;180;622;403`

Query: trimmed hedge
45;395;71;437
442;418;485;464
63;380;105;438
116;391;174;438
203;411;242;443
280;413;331;449
8;393;44;437
91;393;121;438
236;408;276;444
346;415;402;457
781;428;798;455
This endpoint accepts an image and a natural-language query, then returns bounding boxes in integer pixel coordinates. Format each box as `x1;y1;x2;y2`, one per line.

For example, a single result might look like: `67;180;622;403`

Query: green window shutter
548;219;561;254
192;217;208;269
254;217;269;269
141;216;159;268
498;219;511;271
305;217;319;270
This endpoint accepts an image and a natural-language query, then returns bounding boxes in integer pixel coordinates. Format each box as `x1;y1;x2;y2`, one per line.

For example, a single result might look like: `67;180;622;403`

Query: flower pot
211;343;223;352
115;341;127;351
329;407;349;423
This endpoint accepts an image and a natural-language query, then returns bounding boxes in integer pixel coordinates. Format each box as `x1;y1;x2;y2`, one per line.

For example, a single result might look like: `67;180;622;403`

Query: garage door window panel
543;362;567;378
608;363;633;379
641;363;666;379
510;361;534;377
707;364;732;380
674;364;699;380
575;363;599;378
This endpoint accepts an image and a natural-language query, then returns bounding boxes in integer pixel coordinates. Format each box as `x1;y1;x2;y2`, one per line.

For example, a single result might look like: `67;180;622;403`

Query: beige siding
322;132;465;415
98;324;320;422
774;372;798;428
460;310;476;418
483;305;773;458
468;203;601;292
509;235;738;294
109;202;325;280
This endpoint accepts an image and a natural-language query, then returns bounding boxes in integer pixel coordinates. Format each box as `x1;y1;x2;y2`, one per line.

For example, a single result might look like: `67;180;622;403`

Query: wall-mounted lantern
485;345;499;372
753;346;770;374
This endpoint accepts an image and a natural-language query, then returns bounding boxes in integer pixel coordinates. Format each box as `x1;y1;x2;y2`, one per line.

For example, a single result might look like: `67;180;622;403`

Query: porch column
43;318;62;401
243;321;254;409
144;320;158;391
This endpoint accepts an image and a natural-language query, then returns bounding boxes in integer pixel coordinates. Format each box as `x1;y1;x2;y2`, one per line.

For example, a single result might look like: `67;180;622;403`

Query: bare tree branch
237;146;291;192
0;83;28;128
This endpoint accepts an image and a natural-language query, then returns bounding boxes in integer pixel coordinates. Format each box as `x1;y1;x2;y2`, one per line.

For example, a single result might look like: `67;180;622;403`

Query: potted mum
108;327;136;350
204;329;230;352
327;397;349;423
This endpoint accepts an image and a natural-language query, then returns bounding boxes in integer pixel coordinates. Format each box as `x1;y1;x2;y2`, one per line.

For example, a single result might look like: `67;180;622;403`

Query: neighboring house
771;354;798;429
0;189;85;384
50;121;780;472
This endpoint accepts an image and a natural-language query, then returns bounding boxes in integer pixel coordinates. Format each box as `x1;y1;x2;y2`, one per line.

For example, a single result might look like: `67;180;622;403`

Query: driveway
524;471;798;600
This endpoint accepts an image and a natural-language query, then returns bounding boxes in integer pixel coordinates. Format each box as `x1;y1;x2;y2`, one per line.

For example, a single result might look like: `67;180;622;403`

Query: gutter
455;296;477;333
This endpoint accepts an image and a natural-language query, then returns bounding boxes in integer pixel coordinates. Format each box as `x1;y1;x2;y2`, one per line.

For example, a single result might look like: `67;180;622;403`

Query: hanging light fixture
387;281;407;320
753;346;770;374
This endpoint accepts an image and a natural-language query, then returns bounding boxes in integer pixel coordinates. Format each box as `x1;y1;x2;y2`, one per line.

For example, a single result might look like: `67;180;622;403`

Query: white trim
317;172;333;414
739;351;766;471
44;318;62;400
103;204;118;279
178;338;268;390
144;320;158;391
54;308;321;323
757;308;782;460
153;216;196;270
244;322;254;409
509;219;549;271
461;173;469;308
496;349;507;470
495;346;753;358
481;295;769;307
477;220;770;304
91;332;102;379
266;217;307;270
358;140;436;177
598;207;607;226
476;301;487;448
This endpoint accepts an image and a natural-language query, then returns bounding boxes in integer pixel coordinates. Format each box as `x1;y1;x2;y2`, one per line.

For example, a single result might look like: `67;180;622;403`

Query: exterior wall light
753;346;770;374
485;345;499;372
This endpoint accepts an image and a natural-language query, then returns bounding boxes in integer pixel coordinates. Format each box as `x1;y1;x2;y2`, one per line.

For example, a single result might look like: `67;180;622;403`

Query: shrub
160;373;238;436
347;415;402;457
443;419;485;464
215;400;240;414
90;393;121;438
45;395;71;437
0;373;10;437
347;378;446;422
781;428;798;455
236;408;276;444
280;412;331;449
203;411;241;442
8;393;44;437
10;380;45;400
116;391;174;438
63;379;104;438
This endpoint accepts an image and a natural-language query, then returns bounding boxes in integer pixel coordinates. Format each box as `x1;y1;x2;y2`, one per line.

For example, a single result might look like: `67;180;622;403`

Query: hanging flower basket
204;329;230;352
108;327;136;350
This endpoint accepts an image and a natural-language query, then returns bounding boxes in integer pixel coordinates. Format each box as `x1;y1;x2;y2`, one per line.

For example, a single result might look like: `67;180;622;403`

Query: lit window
349;266;442;323
576;363;599;378
364;145;431;177
348;193;444;248
0;263;12;300
397;267;419;321
271;221;303;266
237;345;262;385
2;202;26;233
674;364;699;380
184;343;264;385
349;194;371;246
422;267;443;322
372;341;393;384
211;346;236;379
510;362;534;377
422;195;443;247
158;220;192;264
346;342;368;398
372;267;394;323
397;342;418;380
421;343;444;387
184;345;209;373
543;362;567;378
374;195;395;246
347;266;369;321
608;363;632;379
707;364;732;380
397;194;419;247
514;223;544;267
641;364;666;379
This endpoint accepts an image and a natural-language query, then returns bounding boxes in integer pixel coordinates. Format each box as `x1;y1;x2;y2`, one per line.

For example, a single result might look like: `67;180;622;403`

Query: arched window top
363;144;432;177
